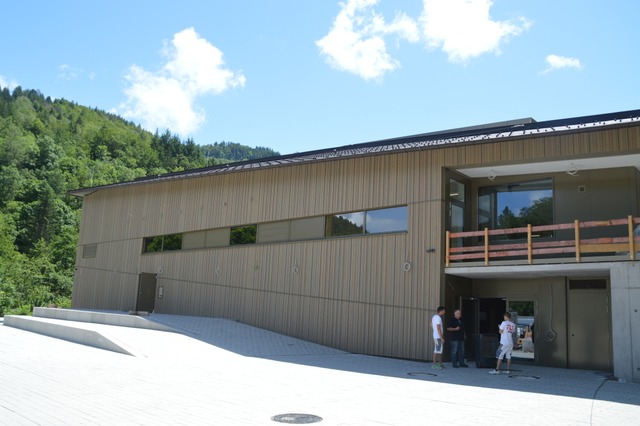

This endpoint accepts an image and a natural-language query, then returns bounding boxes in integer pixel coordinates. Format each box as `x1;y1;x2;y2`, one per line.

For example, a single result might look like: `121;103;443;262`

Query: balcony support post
484;227;490;266
628;215;635;261
527;224;533;264
445;231;451;267
574;220;581;263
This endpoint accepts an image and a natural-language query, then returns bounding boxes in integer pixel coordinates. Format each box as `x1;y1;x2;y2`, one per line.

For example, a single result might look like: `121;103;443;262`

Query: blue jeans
450;340;465;366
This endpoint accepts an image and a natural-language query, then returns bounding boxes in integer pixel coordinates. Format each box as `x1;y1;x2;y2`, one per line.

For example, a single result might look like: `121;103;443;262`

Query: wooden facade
72;114;640;361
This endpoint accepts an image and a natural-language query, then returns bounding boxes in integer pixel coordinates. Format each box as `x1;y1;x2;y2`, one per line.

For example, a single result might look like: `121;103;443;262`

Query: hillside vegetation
0;86;279;315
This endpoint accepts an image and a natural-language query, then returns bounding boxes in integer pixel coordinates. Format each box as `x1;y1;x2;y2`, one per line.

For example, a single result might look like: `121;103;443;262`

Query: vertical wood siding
73;125;640;360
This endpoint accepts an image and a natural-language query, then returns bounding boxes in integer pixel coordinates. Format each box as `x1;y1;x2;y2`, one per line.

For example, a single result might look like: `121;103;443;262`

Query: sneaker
460;364;469;368
439;364;447;369
489;369;499;375
432;364;442;369
505;370;510;375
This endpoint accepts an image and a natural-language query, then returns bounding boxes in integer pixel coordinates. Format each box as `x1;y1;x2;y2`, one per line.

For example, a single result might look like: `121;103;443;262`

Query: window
144;236;164;253
326;212;364;237
206;228;230;248
230;225;257;245
326;206;408;237
290;217;324;241
82;244;97;258
183;231;206;250
257;221;290;244
365;206;408;234
478;178;553;239
143;234;182;253
144;205;408;253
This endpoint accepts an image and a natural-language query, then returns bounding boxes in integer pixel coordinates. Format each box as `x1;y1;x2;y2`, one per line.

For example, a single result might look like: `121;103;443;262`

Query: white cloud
316;0;419;81
58;64;83;80
542;54;583;74
119;27;245;136
419;0;531;62
0;75;18;90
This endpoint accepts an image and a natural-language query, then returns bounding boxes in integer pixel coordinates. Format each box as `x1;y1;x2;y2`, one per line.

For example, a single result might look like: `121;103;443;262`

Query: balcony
445;216;640;267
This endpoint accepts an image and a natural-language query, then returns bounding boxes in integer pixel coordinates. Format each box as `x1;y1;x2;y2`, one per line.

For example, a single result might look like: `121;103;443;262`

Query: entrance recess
136;273;157;313
459;297;506;361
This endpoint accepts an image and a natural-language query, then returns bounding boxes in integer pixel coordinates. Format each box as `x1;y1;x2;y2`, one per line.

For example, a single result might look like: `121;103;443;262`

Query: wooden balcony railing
445;215;640;267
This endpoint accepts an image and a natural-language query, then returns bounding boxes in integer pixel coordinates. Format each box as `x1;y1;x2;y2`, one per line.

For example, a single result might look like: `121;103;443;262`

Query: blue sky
1;0;638;155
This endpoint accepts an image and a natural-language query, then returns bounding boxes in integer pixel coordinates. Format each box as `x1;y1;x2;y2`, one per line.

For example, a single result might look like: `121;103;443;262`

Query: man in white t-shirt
431;306;446;369
490;312;516;374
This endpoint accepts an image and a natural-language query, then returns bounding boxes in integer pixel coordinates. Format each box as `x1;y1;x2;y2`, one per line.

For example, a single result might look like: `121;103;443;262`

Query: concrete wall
610;262;640;383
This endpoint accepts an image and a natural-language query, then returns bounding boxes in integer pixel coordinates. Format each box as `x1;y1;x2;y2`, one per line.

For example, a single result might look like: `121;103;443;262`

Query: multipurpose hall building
70;109;640;383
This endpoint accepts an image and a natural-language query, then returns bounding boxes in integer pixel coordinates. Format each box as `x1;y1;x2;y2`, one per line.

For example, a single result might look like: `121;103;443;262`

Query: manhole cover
508;374;540;380
271;413;323;424
407;372;438;377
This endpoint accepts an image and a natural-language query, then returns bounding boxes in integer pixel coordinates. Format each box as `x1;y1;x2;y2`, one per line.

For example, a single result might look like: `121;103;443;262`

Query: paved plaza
0;314;638;425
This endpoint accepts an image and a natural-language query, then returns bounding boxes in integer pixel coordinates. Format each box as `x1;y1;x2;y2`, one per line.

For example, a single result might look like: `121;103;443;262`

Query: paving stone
0;313;638;425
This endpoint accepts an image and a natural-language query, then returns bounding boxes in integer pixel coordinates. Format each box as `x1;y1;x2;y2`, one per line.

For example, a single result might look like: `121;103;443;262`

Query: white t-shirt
499;320;516;345
432;314;443;339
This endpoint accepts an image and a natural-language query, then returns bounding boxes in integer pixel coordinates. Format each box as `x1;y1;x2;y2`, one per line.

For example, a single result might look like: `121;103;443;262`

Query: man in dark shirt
447;309;468;368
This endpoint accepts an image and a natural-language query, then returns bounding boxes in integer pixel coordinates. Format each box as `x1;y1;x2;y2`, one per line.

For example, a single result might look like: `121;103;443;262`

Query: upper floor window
478;178;553;239
326;206;408;237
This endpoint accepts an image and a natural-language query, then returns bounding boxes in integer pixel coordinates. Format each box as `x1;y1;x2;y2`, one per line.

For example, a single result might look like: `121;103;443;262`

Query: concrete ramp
3;315;143;356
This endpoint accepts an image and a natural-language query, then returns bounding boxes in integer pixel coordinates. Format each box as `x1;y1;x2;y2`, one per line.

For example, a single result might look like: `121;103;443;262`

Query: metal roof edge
68;108;640;197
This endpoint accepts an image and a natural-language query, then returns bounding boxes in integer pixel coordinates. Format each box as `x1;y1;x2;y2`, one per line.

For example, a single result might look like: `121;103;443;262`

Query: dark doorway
136;273;157;313
460;297;478;360
459;297;505;361
478;298;507;334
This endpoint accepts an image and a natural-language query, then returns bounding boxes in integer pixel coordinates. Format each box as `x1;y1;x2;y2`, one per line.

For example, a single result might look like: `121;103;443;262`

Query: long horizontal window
143;205;408;254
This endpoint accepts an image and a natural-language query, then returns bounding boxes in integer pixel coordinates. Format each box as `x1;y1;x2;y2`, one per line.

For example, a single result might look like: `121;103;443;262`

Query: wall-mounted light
158;286;164;299
566;163;579;176
488;170;497;181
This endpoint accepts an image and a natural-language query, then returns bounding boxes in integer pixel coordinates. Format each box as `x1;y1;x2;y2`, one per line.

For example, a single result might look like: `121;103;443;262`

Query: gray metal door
568;280;611;370
136;273;157;313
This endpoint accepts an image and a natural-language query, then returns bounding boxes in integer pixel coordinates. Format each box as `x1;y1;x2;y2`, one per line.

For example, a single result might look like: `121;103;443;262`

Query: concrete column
609;262;640;383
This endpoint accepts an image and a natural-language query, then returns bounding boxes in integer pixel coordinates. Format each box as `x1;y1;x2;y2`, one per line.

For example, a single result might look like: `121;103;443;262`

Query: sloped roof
69;109;640;197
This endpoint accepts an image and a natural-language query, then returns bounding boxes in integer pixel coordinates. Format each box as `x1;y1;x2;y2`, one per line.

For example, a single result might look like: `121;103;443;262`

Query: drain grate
508;374;540;380
271;413;323;424
407;372;438;377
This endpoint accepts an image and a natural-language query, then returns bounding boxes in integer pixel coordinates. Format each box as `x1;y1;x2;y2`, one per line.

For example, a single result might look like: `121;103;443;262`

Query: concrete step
32;307;177;332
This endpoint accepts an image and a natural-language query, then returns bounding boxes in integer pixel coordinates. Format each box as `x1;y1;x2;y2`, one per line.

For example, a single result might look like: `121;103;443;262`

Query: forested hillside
0;86;279;315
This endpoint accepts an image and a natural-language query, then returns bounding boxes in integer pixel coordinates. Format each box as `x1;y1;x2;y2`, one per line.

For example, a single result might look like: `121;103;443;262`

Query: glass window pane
257;221;290;243
230;225;257;245
365;206;408;234
163;234;183;251
326;212;364;237
478;178;553;239
144;236;164;253
290;217;324;241
449;179;465;203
